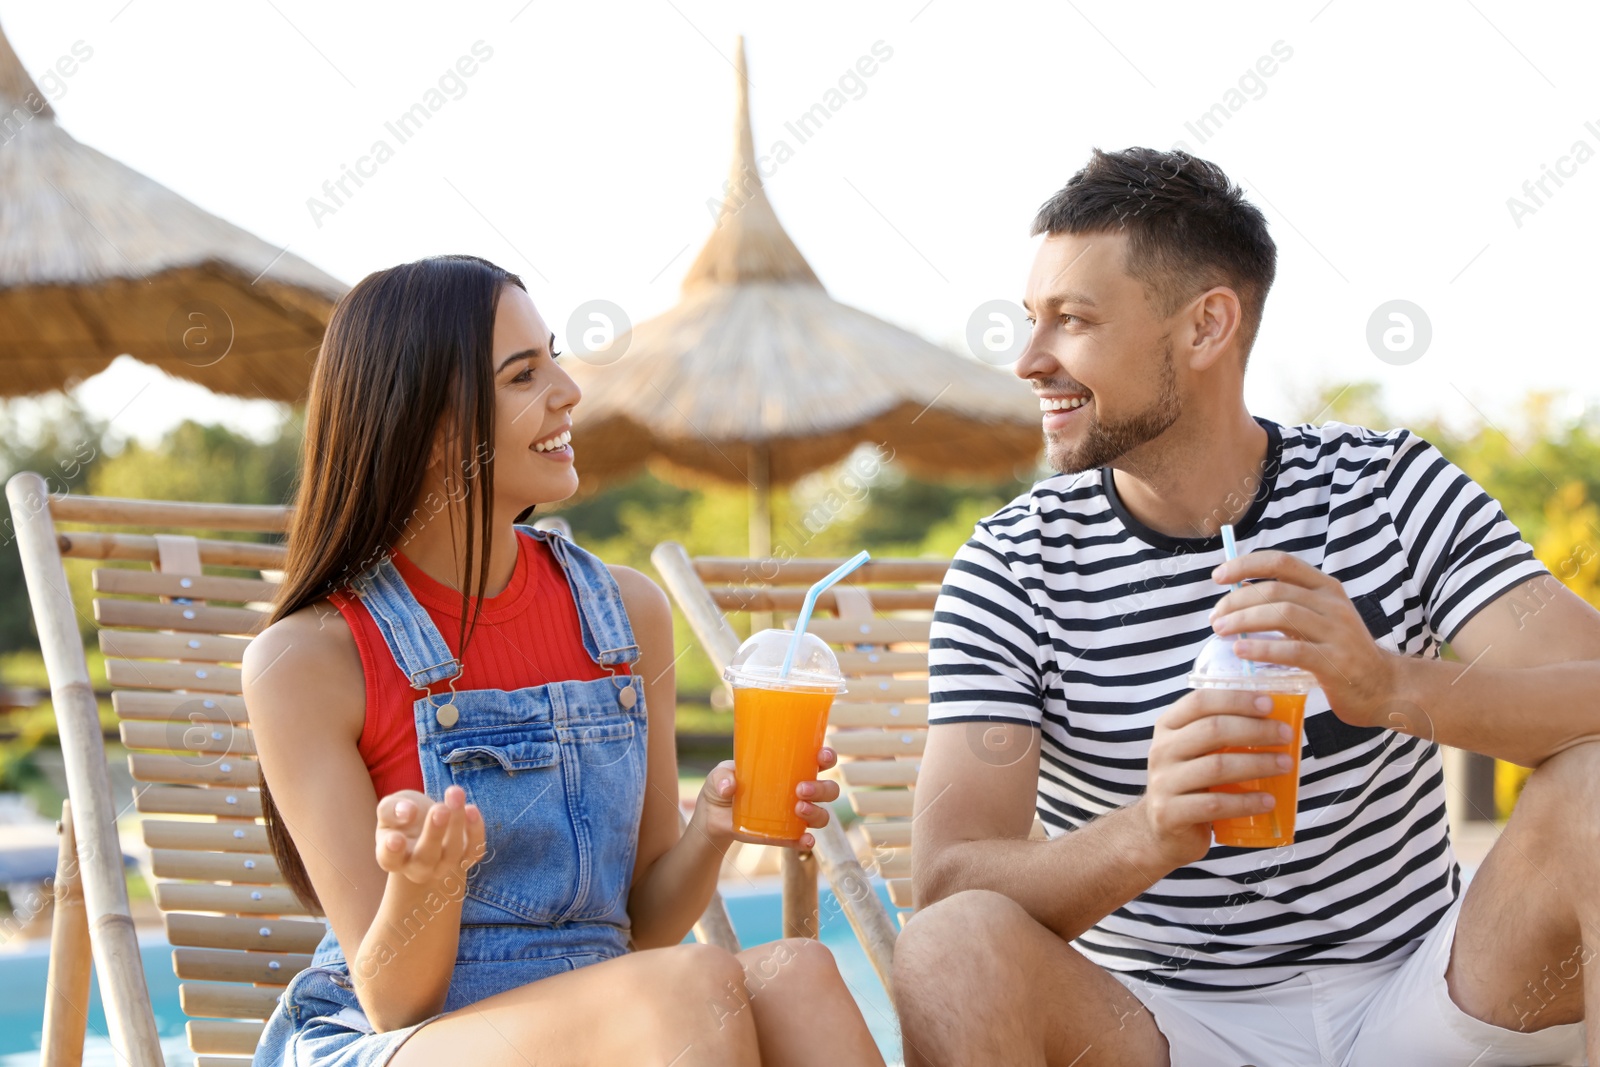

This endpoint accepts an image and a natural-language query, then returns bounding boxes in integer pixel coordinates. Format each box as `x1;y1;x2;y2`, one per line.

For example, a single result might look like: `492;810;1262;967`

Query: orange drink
1188;629;1316;850
723;628;846;844
732;685;836;841
1208;691;1307;847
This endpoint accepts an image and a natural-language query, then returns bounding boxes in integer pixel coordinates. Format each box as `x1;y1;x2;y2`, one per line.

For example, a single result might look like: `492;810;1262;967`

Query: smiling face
1018;231;1183;475
486;284;582;510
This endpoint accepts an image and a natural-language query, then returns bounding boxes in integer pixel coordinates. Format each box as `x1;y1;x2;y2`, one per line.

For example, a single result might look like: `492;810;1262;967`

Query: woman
245;254;886;1066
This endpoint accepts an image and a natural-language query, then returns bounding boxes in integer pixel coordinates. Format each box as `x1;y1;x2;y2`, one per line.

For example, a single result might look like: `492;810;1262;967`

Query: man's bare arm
911;696;1289;943
1211;558;1600;768
1392;575;1600;767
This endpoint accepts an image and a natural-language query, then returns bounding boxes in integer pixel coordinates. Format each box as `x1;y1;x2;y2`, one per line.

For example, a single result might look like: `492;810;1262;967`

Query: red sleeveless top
328;531;628;798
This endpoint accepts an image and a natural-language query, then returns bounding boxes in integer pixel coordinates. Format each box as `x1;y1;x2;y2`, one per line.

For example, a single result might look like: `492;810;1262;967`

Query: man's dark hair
1031;147;1277;359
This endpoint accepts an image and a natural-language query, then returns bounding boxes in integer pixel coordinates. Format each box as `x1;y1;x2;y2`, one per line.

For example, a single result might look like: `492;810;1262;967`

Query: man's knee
1515;739;1600;846
894;889;1035;990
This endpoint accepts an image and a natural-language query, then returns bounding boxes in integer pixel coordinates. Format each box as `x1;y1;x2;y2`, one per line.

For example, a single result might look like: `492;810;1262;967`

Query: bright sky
6;0;1598;447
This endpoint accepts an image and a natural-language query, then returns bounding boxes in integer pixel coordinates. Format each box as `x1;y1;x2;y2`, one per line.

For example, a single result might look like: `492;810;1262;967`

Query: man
893;146;1599;1066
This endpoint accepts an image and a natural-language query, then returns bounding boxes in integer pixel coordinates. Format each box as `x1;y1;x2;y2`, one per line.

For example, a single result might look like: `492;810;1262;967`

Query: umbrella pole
748;443;772;558
746;442;820;941
749;444;774;633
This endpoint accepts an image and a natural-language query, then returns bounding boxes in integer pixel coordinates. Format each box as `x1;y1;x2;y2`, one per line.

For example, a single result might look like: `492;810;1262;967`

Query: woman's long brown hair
260;254;525;915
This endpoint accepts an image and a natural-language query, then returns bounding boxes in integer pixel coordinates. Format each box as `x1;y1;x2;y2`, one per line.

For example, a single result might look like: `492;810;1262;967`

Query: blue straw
780;550;872;678
1220;523;1254;678
1219;524;1242;591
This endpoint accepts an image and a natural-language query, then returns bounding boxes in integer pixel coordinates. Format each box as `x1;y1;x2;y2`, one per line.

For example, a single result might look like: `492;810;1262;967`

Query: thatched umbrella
0;19;346;402
565;37;1041;556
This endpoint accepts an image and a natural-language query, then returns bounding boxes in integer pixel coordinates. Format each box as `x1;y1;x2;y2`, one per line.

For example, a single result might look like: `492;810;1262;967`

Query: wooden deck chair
649;544;932;996
4;476;738;1067
651;543;1051;1000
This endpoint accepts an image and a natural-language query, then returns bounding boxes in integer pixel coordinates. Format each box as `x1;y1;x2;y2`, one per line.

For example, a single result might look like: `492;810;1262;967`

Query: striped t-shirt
927;416;1548;991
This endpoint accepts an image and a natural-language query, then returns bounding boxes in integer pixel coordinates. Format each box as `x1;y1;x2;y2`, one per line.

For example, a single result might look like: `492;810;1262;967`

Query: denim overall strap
347;551;462;688
514;524;640;670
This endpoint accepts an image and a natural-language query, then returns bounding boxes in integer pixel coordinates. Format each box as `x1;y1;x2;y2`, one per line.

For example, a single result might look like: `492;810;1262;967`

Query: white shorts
1107;894;1587;1067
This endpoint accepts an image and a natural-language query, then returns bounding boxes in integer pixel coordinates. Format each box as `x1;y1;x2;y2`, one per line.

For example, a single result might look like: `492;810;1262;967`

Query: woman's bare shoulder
607;564;670;624
242;598;365;743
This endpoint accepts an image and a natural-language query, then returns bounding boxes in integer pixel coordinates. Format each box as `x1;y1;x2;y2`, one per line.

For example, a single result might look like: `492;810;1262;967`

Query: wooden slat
106;658;243;694
93;568;278;604
798;618;932;645
847;789;913;818
136;785;262;819
173;946;309;985
180;980;285;1020
129;752;258;787
867;849;911;879
692;558;949;583
115;690;250;724
143;820;269;853
887;879;914;908
712;587;938;613
187;1019;267;1055
100;630;253;664
95;598;266;635
166;913;327;954
156;882;308;917
152;849;281;884
49;495;289;532
834;650;929;674
829;730;924;758
826;703;928;728
59;531;285;570
836;678;927;704
860;820;912;849
121;719;256;756
839;760;920;788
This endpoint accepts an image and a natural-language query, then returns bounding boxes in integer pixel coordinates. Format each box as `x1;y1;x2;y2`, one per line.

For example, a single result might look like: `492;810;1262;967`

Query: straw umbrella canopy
0;19;346;402
564;37;1041;556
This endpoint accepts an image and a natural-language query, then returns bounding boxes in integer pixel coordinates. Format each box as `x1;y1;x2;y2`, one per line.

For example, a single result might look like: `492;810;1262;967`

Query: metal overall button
430;672;464;727
616;678;637;710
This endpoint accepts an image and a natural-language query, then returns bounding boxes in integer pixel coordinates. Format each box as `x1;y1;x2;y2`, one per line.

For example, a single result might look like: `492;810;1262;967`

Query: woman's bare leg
733;938;886;1067
389;942;760;1066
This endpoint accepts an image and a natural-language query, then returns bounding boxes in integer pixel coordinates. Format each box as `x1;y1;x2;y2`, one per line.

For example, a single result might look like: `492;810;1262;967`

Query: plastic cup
1188;631;1315;849
723;629;846;843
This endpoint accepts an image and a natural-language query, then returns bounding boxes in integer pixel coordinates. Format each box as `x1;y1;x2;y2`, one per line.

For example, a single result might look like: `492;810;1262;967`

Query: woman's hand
374;784;487;889
694;748;841;850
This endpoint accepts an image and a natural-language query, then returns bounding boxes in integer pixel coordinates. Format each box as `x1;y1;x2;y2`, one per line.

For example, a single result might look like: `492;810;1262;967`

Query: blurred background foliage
2;381;1598;813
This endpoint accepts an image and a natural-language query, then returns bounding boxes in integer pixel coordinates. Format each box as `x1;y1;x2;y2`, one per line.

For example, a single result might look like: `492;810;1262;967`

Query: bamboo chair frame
5;476;738;1067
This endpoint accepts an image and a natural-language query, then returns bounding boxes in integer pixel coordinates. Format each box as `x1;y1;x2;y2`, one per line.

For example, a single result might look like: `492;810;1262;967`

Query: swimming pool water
0;878;904;1066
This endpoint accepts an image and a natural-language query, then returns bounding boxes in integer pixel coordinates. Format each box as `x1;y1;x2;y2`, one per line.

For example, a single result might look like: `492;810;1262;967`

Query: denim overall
253;526;649;1066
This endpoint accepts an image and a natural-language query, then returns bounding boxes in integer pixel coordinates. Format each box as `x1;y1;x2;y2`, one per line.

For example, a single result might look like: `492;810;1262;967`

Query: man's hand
1141;688;1295;869
1210;550;1398;729
694;748;841;850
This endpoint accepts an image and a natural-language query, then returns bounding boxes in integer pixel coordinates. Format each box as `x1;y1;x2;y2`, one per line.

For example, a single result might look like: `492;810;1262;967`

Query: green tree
88;412;303;510
0;397;108;654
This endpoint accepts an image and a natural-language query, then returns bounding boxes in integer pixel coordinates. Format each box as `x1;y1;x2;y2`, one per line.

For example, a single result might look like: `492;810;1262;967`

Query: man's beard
1046;337;1181;475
